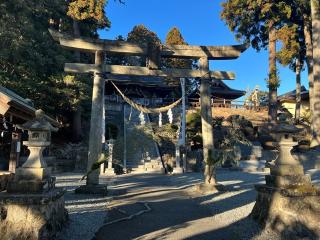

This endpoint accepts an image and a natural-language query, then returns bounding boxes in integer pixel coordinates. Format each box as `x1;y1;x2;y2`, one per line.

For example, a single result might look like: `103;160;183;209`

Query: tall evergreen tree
164;27;196;95
0;0;73;116
0;0;113;142
63;0;111;141
127;24;162;67
221;1;292;122
165;27;193;69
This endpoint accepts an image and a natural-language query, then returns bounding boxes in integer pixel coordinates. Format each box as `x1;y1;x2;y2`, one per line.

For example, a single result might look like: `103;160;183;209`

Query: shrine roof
0;86;60;127
189;80;245;100
278;86;309;103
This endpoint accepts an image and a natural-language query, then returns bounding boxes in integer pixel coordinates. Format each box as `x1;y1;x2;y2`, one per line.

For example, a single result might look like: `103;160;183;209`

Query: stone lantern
251;121;320;238
0;109;67;240
7;109;58;193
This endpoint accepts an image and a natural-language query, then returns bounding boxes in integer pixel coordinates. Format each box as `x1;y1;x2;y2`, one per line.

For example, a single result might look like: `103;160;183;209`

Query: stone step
238;160;269;173
130;167;164;174
127;164;145;169
145;162;162;169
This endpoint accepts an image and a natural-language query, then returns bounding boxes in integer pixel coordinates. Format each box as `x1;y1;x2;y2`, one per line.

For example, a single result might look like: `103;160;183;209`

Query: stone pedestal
104;168;116;176
251;123;320;239
252;185;320;239
0;189;68;240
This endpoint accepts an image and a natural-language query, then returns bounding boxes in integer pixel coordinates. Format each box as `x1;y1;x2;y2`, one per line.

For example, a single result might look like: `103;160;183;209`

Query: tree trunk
199;57;216;185
72;20;83;142
304;17;314;118
295;58;302;122
268;25;278;123
311;0;320;147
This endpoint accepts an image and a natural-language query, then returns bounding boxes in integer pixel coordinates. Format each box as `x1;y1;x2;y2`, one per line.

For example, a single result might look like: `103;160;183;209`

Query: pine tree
127;24;162;67
221;1;292;122
65;0;111;141
165;27;192;69
67;0;110;29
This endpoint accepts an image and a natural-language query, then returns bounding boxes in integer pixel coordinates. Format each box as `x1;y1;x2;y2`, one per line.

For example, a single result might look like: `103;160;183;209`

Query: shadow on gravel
185;216;263;240
95;194;212;240
94;172;268;240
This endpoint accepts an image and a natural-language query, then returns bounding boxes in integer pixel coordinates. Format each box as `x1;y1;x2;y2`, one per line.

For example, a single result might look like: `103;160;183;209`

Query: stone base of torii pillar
251;123;320;239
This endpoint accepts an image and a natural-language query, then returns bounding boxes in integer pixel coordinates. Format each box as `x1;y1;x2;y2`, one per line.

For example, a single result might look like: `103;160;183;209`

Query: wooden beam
64;63;235;80
50;29;147;55
49;29;248;60
162;44;248;60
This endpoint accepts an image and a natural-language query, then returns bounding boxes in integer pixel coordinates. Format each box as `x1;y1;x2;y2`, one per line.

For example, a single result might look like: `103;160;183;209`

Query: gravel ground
186;170;280;240
54;167;320;240
54;173;113;240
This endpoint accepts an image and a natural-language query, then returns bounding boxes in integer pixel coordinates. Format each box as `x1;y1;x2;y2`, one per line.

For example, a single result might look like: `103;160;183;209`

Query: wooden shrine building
188;80;245;107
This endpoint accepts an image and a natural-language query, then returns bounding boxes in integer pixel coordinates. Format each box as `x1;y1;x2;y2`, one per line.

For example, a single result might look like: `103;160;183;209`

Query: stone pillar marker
104;139;116;176
251;121;320;238
173;144;183;174
0;109;67;239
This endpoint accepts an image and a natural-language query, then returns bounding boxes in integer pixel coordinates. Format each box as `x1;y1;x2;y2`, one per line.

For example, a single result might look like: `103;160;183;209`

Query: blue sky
99;0;309;96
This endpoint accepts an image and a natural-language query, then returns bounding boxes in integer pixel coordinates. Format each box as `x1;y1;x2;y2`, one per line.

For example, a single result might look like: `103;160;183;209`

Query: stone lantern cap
270;122;302;135
19;109;58;132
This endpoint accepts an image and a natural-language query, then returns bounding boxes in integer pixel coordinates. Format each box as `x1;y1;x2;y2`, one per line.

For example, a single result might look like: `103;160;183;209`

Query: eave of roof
0;86;61;127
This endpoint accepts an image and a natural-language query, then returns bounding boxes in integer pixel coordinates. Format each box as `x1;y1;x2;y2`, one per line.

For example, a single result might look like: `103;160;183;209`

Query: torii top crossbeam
49;30;247;80
49;29;247;60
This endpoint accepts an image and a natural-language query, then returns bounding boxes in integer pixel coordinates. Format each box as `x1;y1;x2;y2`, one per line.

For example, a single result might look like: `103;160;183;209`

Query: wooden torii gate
49;30;247;188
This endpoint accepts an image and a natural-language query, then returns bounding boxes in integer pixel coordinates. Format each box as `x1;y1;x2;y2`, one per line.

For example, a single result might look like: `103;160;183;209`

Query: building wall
281;100;310;118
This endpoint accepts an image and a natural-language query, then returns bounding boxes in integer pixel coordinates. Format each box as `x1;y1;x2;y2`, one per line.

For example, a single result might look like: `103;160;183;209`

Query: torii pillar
76;51;108;194
199;57;216;187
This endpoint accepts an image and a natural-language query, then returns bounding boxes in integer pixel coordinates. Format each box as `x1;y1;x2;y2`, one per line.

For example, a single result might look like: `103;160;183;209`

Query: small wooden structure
0;86;59;174
278;86;310;117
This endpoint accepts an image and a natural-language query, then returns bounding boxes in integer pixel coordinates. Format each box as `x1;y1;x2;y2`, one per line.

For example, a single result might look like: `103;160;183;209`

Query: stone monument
0;109;67;240
239;142;267;172
104;139;116;176
173;145;184;174
251;121;320;238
